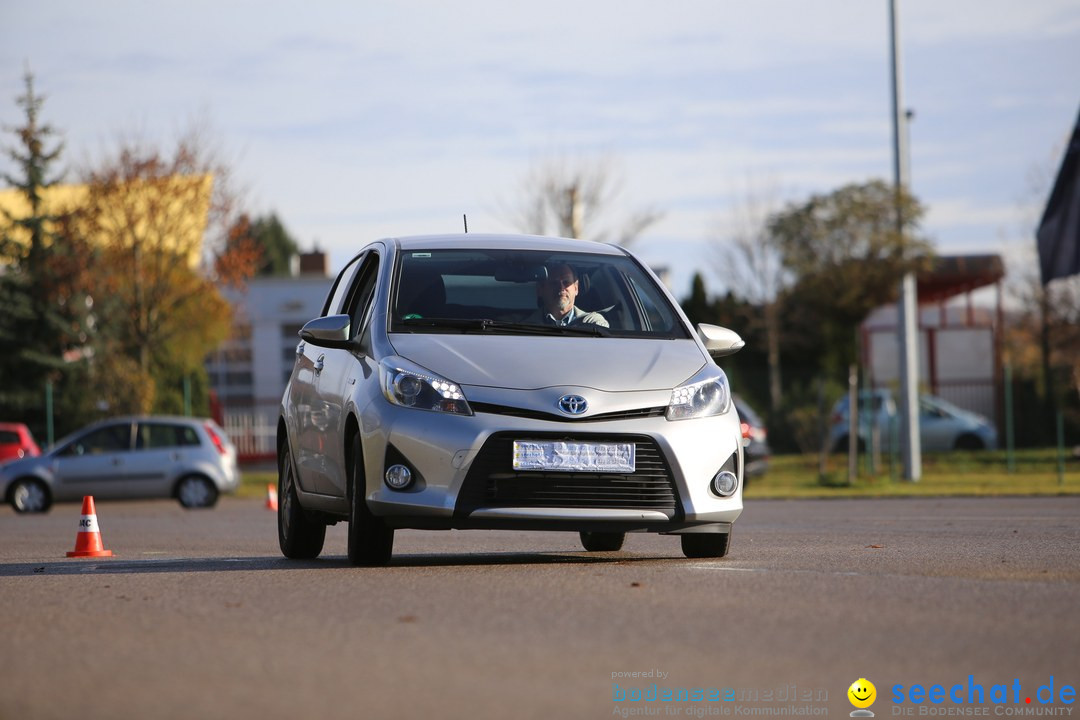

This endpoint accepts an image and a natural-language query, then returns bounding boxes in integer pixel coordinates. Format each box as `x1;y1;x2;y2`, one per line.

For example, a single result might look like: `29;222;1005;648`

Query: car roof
76;415;210;429
388;233;628;256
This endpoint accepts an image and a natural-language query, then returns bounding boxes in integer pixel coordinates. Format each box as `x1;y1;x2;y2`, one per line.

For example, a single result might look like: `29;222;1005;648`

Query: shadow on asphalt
0;551;679;576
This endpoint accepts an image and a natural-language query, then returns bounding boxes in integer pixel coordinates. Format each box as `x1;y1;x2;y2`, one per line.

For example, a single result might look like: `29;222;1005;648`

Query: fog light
384;464;413;490
711;470;738;497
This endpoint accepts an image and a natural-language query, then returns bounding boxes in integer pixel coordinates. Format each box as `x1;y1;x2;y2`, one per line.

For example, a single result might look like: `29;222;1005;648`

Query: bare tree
504;155;662;245
710;178;789;414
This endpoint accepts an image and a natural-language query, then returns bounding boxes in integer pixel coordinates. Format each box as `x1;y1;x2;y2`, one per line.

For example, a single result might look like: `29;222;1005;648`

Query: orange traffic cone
67;496;114;558
265;483;278;511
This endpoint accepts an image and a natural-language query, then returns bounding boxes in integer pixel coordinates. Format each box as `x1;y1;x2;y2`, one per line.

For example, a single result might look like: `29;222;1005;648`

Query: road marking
684;564;868;578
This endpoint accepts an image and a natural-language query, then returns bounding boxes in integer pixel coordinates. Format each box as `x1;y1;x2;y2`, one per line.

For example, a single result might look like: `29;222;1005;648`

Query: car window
0;431;18;444
61;423;131;456
389;249;689;339
136;422;202;450
920;399;950;419
735;400;762;427
346;252;380;340
624;272;679;333
322;255;363;317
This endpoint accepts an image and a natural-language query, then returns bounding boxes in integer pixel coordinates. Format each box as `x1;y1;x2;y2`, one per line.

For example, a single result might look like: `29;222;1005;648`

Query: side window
625;275;674;332
347;253;380;340
61;424;131;456
136;423;201;450
322;256;363;317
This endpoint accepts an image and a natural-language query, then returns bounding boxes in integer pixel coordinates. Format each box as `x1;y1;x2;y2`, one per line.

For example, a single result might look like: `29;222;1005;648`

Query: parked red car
0;423;41;464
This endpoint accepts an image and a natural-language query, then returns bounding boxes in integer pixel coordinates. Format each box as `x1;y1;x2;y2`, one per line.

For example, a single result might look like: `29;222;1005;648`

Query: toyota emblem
557;394;588;415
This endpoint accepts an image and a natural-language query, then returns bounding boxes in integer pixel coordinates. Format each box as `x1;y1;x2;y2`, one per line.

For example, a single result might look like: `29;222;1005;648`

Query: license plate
512;440;636;473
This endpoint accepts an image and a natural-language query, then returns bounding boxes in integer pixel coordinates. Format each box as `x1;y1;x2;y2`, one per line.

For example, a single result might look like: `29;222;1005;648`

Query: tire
10;478;51;514
176;475;219;508
347;433;394;566
953;434;985;451
681;531;732;559
579;531;625;552
278;445;326;559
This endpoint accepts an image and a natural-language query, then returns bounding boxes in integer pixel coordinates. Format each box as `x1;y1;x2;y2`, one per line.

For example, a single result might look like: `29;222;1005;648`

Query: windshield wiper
400;317;608;336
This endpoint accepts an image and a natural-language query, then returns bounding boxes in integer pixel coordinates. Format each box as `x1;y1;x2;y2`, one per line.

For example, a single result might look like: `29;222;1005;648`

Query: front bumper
360;396;743;534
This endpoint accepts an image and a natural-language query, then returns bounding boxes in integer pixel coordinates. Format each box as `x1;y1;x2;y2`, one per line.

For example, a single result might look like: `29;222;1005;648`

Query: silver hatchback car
0;416;240;513
277;234;746;565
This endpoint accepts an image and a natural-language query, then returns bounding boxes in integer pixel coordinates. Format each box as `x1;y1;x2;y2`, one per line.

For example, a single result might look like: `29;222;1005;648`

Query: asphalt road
1;495;1078;720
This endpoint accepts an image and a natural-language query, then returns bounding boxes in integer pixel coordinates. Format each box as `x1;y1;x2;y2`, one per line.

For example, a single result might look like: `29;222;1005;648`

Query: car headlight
666;367;731;421
379;357;472;415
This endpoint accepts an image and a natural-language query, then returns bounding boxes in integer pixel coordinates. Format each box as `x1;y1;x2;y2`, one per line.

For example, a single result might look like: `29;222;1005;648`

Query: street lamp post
889;0;922;481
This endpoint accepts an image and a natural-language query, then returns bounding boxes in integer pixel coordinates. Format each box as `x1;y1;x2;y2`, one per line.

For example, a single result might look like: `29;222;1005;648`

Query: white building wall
862;303;998;424
209;275;333;458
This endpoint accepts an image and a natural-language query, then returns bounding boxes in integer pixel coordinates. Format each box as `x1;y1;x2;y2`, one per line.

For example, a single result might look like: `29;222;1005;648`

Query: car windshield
388;248;689;339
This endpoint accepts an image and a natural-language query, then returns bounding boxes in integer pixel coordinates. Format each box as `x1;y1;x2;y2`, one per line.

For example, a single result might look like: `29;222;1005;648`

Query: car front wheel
681;531;732;559
579;531;625;552
278;445;326;559
10;478;51;514
347;433;394;566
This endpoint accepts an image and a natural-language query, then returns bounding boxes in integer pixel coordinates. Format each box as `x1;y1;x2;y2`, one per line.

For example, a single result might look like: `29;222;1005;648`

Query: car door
919;398;955;452
52;421;134;501
312;250;381;497
127;421;200;498
293;255;364;494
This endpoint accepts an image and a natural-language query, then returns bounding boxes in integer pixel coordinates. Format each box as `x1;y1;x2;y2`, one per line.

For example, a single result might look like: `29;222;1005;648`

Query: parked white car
277;234;746;565
829;390;997;453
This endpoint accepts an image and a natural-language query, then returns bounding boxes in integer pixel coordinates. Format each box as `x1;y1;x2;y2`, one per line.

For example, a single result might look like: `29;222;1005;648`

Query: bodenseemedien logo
849;678;877;717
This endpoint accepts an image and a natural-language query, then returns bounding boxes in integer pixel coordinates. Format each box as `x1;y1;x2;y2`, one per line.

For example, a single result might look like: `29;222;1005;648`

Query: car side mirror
697;323;745;358
299;314;353;349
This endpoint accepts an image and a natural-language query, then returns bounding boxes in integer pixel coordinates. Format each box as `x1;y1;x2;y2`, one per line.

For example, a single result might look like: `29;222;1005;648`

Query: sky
2;0;1078;300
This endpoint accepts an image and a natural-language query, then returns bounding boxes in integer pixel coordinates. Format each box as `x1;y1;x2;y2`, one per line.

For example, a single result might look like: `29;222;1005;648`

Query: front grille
470;402;666;423
454;432;680;519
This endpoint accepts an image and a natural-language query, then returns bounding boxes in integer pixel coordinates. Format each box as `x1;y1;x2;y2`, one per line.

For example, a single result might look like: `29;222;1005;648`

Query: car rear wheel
681;531;731;559
278;445;326;559
10;478;51;513
347;433;394;566
579;531;625;552
176;475;219;508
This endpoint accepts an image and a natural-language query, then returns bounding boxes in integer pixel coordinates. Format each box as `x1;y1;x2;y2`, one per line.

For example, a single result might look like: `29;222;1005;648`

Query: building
207;251;333;461
861;254;1005;426
0;175;212;267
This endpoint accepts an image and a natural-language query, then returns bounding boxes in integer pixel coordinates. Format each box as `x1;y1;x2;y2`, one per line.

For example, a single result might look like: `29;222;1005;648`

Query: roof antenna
463;214;469;233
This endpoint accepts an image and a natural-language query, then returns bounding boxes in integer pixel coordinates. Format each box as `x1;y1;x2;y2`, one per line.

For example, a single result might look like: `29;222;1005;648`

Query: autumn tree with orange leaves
76;127;258;415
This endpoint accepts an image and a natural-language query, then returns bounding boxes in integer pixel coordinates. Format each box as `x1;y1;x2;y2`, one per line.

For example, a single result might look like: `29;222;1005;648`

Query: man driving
533;263;609;327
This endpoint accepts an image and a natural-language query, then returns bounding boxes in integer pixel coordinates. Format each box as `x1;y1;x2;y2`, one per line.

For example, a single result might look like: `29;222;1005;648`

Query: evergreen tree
0;70;95;439
250;213;299;276
680;273;714;326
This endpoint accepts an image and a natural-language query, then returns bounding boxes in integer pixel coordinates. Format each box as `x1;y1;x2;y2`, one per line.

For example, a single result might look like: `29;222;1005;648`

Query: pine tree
0;69;95;439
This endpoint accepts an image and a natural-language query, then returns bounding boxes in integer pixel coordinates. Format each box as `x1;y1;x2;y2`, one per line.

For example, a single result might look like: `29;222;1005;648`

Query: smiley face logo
848;678;877;709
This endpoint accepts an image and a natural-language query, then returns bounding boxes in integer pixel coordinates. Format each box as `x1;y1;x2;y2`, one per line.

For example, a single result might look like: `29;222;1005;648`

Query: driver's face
541;267;578;316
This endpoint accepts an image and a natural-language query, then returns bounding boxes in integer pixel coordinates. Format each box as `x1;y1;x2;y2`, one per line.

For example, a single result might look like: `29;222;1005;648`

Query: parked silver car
829;390;997;453
277;234;746;565
0;416;240;513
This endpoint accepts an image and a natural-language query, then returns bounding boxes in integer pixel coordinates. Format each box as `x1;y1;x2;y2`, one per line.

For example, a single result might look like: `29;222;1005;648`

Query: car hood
0;455;42;478
388;334;708;391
